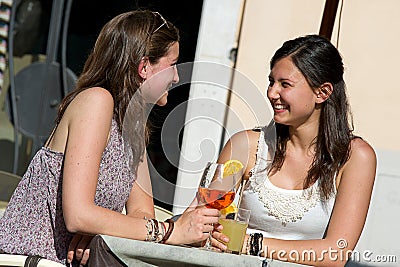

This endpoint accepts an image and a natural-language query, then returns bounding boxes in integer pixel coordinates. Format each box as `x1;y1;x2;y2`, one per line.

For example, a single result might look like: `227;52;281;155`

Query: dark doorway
133;1;204;211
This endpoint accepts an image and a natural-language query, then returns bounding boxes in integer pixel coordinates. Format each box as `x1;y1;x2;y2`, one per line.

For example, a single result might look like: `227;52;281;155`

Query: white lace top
240;126;336;240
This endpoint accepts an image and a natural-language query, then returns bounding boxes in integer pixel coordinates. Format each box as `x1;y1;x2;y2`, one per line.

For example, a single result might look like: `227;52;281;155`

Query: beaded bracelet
246;235;252;255
152;219;159;239
145;218;156;242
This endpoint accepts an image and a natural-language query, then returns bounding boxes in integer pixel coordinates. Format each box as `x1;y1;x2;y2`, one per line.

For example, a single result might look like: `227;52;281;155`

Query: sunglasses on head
151;12;170;34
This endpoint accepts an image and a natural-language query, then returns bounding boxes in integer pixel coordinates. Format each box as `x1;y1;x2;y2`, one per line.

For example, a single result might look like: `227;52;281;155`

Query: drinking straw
234;179;248;220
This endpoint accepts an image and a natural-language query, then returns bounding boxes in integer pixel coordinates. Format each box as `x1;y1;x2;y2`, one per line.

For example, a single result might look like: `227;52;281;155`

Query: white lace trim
249;127;321;225
254;179;320;225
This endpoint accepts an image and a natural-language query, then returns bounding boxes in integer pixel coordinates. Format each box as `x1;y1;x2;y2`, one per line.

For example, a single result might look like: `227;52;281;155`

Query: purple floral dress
0;119;136;265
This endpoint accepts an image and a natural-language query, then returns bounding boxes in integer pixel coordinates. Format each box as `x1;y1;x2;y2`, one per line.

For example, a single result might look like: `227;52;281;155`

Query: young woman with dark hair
216;34;376;266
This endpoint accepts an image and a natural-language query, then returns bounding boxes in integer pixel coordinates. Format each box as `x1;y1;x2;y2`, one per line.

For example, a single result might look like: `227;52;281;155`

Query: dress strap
248;127;268;187
43;124;59;148
247;121;276;188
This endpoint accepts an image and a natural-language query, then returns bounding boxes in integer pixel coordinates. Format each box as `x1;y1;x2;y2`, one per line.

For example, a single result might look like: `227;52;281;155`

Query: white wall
331;0;400;152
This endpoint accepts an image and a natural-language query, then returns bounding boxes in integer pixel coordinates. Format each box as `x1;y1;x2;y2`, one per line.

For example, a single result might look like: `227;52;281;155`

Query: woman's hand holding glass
171;205;221;245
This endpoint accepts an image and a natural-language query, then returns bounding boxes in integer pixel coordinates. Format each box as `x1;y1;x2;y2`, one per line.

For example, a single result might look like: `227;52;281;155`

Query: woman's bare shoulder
349;138;376;164
219;129;261;158
66;87;114;118
229;128;260;144
49;88;114;152
73;87;113;106
338;138;376;183
61;87;114;140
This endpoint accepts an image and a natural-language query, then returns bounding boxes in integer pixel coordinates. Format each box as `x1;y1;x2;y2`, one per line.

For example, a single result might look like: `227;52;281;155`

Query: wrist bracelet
145;218;164;242
246;234;252;255
254;232;263;256
145;219;156;241
247;233;263;256
161;218;174;243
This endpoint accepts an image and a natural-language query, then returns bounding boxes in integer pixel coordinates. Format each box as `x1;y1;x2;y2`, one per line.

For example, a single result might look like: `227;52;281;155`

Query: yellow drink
219;218;248;254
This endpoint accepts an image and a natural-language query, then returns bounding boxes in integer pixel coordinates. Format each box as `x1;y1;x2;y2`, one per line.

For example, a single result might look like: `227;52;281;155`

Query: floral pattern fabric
0;119;135;265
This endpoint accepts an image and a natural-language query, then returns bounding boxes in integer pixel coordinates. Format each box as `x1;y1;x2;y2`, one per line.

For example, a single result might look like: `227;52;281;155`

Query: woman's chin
156;101;167;106
156;98;167;106
155;93;168;106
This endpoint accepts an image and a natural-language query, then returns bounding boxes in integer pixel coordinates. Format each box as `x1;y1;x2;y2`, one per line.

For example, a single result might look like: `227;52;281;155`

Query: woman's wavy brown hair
56;10;179;174
269;34;354;200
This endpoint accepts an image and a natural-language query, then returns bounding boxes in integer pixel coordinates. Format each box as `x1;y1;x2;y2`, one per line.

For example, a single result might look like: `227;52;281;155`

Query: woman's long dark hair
55;10;179;174
269;34;354;200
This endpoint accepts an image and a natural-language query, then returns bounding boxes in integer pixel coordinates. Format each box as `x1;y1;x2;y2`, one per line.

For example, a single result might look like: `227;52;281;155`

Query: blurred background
0;1;399;266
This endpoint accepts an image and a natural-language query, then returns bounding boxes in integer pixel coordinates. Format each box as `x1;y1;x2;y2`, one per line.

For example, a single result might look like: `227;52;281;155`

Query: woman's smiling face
267;57;320;128
141;42;180;106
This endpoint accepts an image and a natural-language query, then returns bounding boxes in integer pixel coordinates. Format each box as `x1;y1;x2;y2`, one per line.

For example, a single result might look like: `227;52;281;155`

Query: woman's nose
172;65;179;84
267;84;279;100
